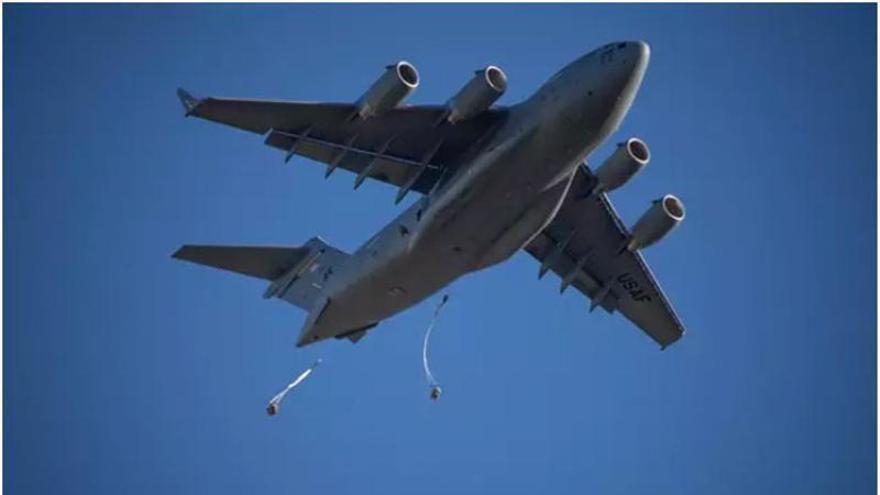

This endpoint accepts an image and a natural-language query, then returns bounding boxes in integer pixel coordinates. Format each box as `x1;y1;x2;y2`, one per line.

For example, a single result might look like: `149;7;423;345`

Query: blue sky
4;4;876;494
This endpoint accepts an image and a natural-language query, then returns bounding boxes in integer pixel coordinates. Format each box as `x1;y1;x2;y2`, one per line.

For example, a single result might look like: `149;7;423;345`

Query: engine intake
627;194;685;251
356;61;419;119
446;66;508;124
593;138;650;193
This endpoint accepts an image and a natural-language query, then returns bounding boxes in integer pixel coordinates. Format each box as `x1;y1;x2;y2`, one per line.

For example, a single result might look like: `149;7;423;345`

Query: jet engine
445;66;508;124
626;194;685;251
593;138;650;193
356;61;420;119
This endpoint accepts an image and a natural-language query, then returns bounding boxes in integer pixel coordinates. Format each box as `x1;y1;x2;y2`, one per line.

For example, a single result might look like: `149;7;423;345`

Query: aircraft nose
633;41;650;72
588;41;651;137
616;40;650;92
623;40;650;75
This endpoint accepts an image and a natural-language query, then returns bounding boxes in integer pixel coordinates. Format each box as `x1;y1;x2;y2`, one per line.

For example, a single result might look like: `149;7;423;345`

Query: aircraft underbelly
313;165;579;338
306;118;600;342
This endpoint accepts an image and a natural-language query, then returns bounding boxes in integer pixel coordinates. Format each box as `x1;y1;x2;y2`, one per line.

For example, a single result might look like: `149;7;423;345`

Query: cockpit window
600;46;615;64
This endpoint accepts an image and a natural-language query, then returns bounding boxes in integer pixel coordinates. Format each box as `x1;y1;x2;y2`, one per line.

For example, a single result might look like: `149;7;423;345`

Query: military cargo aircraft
173;40;686;349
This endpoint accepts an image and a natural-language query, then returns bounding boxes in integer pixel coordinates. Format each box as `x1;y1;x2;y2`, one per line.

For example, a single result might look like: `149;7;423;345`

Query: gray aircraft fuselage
299;41;650;346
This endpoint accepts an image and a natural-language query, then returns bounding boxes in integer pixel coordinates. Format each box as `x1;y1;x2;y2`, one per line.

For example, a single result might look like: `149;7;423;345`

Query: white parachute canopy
422;294;449;400
267;359;322;415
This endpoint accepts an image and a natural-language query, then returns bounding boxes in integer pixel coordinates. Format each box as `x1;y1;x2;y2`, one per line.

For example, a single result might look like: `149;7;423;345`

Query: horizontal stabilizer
172;245;310;280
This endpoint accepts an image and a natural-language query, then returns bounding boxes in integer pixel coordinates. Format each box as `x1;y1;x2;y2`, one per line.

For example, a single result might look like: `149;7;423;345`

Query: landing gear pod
356;61;420;119
446;66;507;124
430;386;442;400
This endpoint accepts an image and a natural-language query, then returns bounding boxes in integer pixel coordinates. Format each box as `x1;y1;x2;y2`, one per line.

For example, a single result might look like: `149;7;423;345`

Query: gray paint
173;41;685;349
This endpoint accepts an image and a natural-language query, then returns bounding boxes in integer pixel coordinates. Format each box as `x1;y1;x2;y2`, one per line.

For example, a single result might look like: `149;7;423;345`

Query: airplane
173;40;687;349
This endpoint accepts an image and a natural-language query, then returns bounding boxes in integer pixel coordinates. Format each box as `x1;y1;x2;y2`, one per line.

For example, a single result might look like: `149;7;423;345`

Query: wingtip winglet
176;88;201;117
170;245;189;259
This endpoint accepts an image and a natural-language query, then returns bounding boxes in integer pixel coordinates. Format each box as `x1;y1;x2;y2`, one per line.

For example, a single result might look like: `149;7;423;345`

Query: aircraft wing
177;89;507;200
524;165;685;348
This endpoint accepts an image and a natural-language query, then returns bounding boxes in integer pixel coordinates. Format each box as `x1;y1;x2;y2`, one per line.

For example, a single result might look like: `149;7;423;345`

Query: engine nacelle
593;138;650;193
446;66;508;124
356;61;419;119
627;195;685;251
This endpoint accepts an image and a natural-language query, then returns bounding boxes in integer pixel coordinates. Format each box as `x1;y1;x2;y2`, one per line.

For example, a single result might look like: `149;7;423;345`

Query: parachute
422;294;449;400
266;359;322;416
